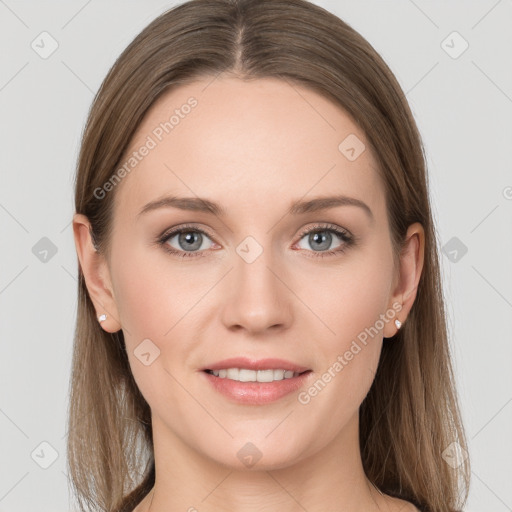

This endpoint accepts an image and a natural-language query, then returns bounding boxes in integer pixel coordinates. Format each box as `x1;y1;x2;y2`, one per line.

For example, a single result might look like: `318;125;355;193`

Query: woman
69;1;470;511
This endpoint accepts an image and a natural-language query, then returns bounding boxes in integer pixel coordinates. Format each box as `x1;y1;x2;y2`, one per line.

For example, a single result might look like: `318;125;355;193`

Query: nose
220;245;294;335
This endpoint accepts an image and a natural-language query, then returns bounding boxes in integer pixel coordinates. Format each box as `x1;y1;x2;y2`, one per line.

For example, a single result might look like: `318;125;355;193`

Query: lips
202;357;311;373
206;368;302;383
200;357;313;404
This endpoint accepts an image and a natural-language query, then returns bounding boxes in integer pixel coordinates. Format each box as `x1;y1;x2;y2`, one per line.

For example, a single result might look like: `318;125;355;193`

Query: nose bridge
220;233;292;333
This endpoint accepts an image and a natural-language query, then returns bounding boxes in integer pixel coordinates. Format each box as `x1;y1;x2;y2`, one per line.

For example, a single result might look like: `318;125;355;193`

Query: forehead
112;76;384;221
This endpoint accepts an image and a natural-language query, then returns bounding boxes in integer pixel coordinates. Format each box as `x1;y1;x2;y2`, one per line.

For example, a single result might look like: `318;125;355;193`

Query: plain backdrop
0;1;511;510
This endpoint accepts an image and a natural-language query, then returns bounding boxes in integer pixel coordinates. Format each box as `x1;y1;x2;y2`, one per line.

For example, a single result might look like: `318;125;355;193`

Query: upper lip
202;357;311;373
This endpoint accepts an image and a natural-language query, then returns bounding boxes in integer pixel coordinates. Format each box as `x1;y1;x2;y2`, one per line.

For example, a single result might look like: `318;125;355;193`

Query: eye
156;222;355;259
294;223;354;258
157;224;217;258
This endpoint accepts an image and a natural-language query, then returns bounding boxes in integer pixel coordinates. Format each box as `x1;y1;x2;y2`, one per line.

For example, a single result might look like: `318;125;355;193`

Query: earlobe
72;213;122;333
384;222;425;338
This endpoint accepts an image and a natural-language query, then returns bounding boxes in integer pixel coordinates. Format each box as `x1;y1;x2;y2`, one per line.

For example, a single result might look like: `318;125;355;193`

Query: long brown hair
68;1;470;510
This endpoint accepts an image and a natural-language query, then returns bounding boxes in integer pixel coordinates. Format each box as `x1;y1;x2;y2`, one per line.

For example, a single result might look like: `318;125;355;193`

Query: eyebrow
137;194;374;221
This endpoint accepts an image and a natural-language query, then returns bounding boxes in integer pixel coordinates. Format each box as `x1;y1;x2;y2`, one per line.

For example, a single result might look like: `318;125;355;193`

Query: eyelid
158;222;352;242
156;223;220;256
156;222;355;258
158;223;217;243
295;222;351;240
291;222;354;256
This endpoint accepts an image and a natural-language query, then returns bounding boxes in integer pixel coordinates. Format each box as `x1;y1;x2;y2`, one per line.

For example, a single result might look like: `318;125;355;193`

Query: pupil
179;232;201;251
311;231;331;251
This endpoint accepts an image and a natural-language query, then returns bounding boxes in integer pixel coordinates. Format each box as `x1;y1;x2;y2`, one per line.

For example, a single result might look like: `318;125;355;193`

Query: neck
137;411;387;512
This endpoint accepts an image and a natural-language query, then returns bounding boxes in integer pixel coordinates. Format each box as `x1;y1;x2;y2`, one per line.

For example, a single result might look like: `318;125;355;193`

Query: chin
203;434;309;472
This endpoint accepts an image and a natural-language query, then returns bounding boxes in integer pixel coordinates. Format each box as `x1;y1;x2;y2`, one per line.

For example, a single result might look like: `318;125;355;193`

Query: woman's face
91;76;412;469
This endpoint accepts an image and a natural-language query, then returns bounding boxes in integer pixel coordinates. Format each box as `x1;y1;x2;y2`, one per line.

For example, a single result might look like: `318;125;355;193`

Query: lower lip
202;370;312;405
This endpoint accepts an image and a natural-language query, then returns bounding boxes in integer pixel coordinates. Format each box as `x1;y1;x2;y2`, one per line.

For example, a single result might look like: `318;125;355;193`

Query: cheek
109;249;197;406
111;243;208;339
109;245;218;390
300;240;394;406
308;244;394;349
112;259;166;340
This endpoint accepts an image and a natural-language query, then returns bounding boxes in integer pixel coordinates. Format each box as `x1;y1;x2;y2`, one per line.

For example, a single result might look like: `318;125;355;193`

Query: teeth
258;369;277;382
239;369;254;382
226;368;239;380
209;368;301;382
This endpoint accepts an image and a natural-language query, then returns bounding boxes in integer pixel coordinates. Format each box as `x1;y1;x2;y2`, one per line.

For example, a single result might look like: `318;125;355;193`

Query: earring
98;314;107;323
394;319;402;330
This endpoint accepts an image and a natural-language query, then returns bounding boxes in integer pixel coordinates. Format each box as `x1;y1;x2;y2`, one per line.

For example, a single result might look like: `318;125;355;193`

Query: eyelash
155;222;355;259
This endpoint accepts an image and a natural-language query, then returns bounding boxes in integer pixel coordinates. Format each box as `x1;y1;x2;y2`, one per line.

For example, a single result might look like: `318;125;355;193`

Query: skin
73;76;424;512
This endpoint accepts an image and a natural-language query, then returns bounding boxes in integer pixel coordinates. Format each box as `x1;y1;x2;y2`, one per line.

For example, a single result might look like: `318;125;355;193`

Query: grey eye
297;230;343;252
165;230;213;252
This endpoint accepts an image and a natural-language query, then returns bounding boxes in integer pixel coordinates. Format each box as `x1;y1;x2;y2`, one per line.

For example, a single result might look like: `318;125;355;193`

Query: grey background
1;0;511;510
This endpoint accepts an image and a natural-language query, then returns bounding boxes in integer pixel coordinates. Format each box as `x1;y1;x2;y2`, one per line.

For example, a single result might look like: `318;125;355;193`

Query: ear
383;222;425;338
72;213;122;333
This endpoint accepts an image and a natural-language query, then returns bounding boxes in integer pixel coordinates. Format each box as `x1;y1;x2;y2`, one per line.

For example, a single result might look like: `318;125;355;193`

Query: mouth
200;358;313;405
203;368;311;382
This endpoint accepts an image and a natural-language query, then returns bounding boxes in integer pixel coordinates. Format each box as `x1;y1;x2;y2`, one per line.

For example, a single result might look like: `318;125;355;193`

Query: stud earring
394;319;402;330
98;314;107;323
